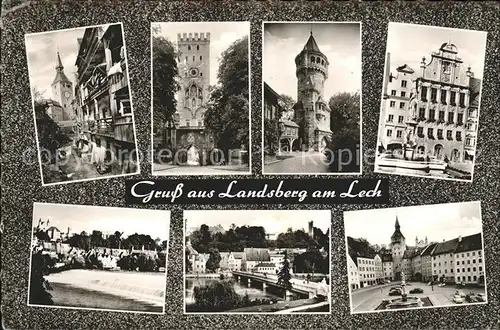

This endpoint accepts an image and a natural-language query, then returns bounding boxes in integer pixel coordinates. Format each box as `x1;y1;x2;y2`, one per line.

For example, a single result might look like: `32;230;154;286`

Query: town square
344;201;486;313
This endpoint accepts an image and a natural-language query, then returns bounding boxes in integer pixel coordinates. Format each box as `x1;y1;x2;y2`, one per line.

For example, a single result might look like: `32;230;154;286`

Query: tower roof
303;31;322;53
52;52;72;85
391;216;405;241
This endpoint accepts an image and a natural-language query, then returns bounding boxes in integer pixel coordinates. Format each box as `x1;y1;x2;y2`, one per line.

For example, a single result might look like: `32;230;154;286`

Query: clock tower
51;52;74;121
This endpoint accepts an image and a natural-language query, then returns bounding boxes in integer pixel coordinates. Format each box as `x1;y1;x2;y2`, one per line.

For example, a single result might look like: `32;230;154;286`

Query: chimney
458;235;462;242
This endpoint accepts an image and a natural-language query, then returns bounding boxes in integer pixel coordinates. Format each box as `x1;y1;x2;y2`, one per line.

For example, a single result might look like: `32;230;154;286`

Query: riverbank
226;297;326;313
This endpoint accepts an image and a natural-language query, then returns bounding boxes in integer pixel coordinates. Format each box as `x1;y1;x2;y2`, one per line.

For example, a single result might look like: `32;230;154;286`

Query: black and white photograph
151;22;251;175
375;23;487;182
184;210;331;314
28;203;170;314
25;23;139;186
262;22;361;174
344;201;487;314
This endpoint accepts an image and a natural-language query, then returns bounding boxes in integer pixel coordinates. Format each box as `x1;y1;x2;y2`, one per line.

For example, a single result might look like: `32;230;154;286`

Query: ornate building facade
379;43;481;170
293;32;332;152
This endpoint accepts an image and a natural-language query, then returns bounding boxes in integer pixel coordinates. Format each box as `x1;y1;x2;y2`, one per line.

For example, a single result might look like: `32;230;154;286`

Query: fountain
377;96;447;176
386;272;423;310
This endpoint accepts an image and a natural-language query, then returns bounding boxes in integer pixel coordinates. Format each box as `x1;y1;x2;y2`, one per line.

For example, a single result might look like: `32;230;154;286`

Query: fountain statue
401;271;407;302
187;145;200;166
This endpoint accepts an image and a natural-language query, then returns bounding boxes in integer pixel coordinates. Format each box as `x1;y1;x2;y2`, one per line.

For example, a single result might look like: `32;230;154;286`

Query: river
185;277;288;306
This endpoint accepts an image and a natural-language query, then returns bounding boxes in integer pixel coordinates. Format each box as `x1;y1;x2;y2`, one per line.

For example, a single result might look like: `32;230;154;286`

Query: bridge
232;271;330;299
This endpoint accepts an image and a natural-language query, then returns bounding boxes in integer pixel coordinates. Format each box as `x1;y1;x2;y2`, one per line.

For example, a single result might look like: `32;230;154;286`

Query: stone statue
187;145;200;166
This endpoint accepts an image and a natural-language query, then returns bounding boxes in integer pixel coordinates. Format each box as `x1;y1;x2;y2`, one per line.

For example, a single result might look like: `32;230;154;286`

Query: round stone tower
294;31;332;151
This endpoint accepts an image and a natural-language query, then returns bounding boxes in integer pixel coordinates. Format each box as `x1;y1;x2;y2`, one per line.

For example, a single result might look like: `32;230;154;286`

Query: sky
185;210;331;236
344;201;482;246
25;24;111;100
152;22;249;87
33;203;170;241
263;22;361;100
386;22;487;80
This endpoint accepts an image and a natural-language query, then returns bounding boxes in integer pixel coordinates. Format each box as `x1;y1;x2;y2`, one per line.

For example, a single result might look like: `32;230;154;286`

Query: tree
205;248;221;272
277;250;293;292
29;251;53;306
192;281;241;312
32;86;46;101
185;250;192;273
279;94;296;120
264;118;281;156
325;92;361;173
204;36;249;155
152;35;180;146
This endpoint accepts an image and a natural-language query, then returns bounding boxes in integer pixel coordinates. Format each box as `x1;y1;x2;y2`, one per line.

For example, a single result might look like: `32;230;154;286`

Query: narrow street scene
152;22;250;175
26;23;138;185
344;201;486;313
263;22;361;174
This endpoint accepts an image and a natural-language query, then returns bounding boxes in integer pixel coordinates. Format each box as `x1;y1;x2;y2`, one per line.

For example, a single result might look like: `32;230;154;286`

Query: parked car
455;290;466;298
465;294;475;303
476;293;487;302
453;294;464;304
437;283;446;287
385;280;391;284
389;289;402;296
409;288;424;294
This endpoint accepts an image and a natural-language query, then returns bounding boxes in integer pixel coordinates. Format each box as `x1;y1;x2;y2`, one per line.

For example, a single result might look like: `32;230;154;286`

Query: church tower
51;52;74;121
390;216;406;279
294;31;332;151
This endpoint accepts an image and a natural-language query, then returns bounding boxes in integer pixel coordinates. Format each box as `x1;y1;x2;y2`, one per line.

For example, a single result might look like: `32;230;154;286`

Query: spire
303;32;322;53
395;216;400;228
51;51;72;86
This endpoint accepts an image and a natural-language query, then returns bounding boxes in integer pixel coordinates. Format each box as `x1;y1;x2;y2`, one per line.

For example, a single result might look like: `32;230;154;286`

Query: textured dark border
1;1;499;329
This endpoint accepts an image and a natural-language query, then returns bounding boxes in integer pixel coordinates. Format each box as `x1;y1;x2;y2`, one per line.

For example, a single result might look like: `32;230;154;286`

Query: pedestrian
432;283;434;291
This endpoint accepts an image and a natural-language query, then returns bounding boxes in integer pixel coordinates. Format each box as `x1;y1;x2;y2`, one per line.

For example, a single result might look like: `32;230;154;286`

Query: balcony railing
94;118;114;136
114;115;135;143
109;60;128;94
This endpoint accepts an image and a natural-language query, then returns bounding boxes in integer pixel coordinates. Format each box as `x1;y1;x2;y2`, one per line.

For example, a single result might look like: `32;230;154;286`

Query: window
450;91;457;105
417;127;424;136
447;130;452;140
473;259;476;263
188;45;191;51
457;268;460;273
399;102;405;109
421;86;428;101
458;113;464;125
456;131;462;141
429;109;435;121
185;120;190;127
391;90;396;96
197;45;199;51
466;138;471;146
479;266;482;271
401;91;406;97
386;129;392;137
120;99;131;114
441;90;447;104
437;129;443;139
460;92;466;107
428;128;434;137
401;80;407;88
467;252;470;257
396;130;402;138
473;267;476;272
185;56;188;63
193;55;195;61
390;101;396;107
419;108;425;118
398;115;404;123
448;112;454;123
310;56;315;62
200;73;203;77
439;111;445;121
431;88;437;102
388;114;394;122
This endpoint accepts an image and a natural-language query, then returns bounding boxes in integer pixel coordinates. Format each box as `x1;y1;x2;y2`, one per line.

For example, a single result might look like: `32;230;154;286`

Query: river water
185;277;285;306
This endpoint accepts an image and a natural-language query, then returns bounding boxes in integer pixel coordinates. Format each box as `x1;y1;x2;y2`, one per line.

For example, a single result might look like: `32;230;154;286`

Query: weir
45;269;165;306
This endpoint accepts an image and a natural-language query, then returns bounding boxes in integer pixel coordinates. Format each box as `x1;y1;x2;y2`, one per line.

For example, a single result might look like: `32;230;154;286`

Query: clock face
190;68;199;77
64;91;70;98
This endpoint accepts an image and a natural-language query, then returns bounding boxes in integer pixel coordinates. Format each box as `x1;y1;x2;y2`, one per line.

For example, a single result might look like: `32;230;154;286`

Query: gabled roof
432;238;459;256
381;254;393;262
396;64;415;74
420;243;438;256
255;262;276;268
46;226;61;232
232;252;244;259
281;120;299;128
455;233;482;253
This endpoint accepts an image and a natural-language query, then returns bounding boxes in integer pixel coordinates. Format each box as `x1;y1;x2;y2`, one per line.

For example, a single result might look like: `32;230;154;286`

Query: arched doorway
280;138;290;152
450;149;460;162
292;139;300;151
434;144;444;160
